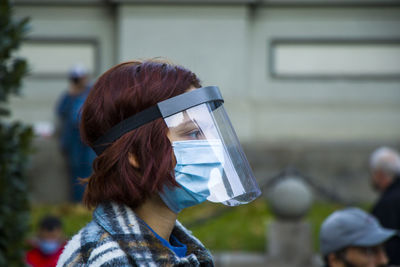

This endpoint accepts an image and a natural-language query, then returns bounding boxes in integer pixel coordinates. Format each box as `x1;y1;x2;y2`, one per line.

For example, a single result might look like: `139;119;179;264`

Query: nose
374;248;388;267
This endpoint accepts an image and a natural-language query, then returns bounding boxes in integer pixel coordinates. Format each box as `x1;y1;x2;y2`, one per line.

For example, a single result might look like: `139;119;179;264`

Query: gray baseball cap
320;207;397;256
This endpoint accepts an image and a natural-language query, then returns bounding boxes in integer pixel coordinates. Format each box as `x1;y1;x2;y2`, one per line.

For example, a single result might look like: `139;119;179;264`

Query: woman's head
80;59;201;209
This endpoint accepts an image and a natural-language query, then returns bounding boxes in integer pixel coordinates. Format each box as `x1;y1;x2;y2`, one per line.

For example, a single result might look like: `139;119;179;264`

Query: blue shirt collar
142;220;187;258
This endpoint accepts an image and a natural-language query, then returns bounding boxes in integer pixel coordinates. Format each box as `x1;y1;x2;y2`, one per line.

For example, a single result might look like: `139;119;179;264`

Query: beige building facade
12;0;400;203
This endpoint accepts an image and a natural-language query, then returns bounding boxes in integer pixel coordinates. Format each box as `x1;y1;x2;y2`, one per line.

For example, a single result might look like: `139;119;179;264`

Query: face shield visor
93;86;261;212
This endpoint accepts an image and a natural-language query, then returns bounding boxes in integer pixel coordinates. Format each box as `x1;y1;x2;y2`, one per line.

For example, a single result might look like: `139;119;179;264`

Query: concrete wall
11;4;117;203
117;4;400;143
13;2;400;142
10;1;400;203
246;141;400;203
247;6;400;143
117;4;249;99
12;4;116;124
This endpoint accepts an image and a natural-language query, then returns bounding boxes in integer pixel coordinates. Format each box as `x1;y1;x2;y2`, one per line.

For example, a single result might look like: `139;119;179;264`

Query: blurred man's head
68;64;88;89
320;207;396;267
369;147;400;192
37;215;63;255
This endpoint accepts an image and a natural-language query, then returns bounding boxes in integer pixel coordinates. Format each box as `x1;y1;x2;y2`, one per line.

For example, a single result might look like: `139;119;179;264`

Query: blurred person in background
320;207;396;267
56;59;261;266
26;215;66;267
369;146;400;265
56;65;96;202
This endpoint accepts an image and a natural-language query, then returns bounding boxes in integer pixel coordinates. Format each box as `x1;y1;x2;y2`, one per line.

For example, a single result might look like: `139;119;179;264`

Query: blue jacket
56;86;96;201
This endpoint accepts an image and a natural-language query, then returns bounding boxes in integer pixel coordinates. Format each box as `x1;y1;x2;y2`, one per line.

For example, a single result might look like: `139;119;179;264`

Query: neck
134;195;177;241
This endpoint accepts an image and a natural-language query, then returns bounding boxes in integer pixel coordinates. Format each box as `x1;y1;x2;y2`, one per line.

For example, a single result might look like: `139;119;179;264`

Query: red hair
80;59;201;209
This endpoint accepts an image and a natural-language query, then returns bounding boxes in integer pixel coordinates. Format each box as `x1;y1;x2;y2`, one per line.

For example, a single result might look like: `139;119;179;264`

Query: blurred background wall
10;0;400;204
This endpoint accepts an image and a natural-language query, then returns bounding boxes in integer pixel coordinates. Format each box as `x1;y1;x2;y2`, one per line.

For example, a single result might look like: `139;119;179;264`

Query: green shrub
29;204;92;239
31;200;369;253
0;1;32;266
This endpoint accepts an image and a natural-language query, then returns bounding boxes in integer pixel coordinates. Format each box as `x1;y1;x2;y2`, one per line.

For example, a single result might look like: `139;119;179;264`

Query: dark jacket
56;202;214;267
372;175;400;265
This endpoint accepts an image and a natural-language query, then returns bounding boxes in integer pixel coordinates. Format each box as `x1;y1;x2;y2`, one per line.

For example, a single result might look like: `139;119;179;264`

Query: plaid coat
56;202;214;267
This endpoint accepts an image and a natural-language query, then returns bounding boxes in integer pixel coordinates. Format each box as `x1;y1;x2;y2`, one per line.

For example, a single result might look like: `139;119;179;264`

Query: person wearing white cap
56;64;96;202
320;207;397;267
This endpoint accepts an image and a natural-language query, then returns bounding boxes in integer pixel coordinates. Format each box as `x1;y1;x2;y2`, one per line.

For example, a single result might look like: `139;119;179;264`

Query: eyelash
187;129;201;139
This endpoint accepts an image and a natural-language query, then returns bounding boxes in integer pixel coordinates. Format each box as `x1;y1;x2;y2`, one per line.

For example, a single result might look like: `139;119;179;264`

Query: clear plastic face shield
164;102;260;207
93;86;261;213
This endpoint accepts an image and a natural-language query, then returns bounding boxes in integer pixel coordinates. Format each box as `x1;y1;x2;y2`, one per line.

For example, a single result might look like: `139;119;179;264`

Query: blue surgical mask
38;240;60;255
160;139;224;213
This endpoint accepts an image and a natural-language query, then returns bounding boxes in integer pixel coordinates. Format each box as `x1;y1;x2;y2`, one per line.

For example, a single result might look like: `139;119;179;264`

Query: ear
128;153;140;168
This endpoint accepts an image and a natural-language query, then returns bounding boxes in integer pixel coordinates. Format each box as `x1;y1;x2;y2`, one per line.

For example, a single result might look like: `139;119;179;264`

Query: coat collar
93;202;213;266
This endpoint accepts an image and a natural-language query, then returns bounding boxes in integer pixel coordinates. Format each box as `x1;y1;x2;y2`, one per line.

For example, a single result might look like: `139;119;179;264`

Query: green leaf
0;1;31;265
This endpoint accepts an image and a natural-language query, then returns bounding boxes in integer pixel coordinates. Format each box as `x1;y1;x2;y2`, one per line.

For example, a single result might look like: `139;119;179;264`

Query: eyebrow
172;120;199;133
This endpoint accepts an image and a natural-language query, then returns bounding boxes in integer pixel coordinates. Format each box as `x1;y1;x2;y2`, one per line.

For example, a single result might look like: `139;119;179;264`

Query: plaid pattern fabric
56;202;214;267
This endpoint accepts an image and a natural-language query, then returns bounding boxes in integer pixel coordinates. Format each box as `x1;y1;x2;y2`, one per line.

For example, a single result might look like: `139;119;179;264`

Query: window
16;39;98;77
271;39;400;79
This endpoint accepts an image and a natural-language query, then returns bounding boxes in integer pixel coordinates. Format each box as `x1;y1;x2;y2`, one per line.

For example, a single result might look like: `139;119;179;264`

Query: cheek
346;250;371;266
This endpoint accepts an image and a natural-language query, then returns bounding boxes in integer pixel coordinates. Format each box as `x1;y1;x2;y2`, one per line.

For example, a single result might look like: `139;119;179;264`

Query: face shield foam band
92;86;224;155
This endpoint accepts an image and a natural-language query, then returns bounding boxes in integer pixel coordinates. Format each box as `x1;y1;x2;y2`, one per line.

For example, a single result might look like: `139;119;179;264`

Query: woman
57;59;260;267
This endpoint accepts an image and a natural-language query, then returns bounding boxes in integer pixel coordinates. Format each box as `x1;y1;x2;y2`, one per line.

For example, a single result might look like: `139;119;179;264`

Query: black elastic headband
92;86;224;155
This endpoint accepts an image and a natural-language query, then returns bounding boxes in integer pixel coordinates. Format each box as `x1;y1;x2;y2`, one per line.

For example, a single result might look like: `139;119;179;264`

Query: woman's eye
187;130;201;139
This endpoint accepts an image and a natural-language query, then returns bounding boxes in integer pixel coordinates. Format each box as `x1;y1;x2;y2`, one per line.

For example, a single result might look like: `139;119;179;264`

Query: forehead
165;104;219;142
164;104;212;127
